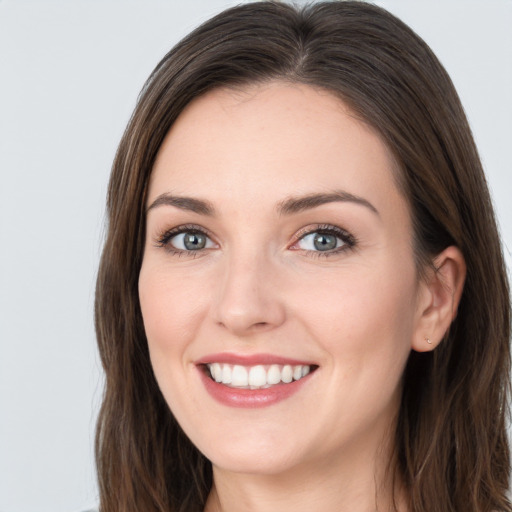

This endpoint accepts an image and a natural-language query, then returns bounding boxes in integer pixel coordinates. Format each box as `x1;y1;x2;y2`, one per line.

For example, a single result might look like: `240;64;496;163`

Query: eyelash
155;224;216;258
154;223;356;258
291;224;356;259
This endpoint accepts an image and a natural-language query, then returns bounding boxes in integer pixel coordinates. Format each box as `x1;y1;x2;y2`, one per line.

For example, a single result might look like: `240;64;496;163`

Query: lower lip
198;367;313;408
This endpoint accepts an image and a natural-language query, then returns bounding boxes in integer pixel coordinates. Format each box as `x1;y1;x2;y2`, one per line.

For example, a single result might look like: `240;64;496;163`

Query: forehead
148;82;406;224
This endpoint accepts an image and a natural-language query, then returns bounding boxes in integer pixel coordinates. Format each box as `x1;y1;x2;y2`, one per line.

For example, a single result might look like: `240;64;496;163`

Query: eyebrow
277;191;379;216
146;190;379;217
147;193;215;216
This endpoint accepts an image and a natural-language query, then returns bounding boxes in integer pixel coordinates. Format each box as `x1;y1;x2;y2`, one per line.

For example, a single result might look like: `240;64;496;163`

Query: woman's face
139;83;428;477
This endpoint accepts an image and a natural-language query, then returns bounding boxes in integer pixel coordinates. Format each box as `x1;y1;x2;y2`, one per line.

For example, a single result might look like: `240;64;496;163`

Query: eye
156;226;217;253
291;225;355;255
170;231;214;251
299;232;341;251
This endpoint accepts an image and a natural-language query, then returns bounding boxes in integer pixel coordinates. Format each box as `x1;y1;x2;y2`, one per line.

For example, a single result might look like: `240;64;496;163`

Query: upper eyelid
155;224;216;245
292;224;354;241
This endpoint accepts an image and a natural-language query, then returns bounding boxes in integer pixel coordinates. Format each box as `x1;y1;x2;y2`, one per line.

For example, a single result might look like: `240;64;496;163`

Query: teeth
231;365;248;387
248;365;266;387
267;364;281;385
221;365;232;384
207;363;313;389
282;365;293;383
212;363;222;383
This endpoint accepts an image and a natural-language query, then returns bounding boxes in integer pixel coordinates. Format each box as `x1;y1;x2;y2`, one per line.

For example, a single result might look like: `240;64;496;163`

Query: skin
138;83;465;512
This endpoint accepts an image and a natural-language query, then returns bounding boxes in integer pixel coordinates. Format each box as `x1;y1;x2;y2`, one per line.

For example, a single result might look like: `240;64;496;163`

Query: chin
192;424;312;476
207;448;305;477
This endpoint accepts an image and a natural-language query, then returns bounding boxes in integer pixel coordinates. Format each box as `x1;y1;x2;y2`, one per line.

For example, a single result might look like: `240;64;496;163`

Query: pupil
184;233;206;250
313;233;337;251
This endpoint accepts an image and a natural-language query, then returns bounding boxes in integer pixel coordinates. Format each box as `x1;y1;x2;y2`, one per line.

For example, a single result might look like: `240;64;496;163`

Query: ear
411;246;466;352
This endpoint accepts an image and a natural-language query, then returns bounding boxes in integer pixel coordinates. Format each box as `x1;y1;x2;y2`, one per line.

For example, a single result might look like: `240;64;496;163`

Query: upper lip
195;352;317;366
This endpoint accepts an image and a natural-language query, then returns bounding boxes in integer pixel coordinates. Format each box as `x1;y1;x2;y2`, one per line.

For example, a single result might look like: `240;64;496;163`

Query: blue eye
169;231;215;251
293;225;355;255
297;232;345;251
156;226;216;254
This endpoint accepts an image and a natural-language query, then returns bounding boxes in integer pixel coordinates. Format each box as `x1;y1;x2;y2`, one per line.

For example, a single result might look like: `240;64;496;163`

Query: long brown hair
94;2;511;511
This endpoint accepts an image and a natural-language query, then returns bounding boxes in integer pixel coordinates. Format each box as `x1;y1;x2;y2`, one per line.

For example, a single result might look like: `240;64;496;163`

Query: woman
94;1;511;511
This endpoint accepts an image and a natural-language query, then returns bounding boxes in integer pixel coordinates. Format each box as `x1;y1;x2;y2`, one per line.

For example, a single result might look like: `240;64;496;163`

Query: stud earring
425;337;432;344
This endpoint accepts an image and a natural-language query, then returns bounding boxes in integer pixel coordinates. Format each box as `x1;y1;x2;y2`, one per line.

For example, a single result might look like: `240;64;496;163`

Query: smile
196;354;318;408
206;363;312;389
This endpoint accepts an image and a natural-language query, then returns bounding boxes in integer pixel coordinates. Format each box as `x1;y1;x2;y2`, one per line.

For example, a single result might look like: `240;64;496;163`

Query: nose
212;249;286;337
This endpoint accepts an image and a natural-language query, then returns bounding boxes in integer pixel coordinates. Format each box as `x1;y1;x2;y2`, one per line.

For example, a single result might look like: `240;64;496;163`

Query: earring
425;337;432;344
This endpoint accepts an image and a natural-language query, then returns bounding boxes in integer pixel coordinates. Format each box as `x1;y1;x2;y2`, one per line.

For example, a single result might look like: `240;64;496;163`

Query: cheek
138;263;211;419
139;264;209;353
296;265;418;441
295;260;417;378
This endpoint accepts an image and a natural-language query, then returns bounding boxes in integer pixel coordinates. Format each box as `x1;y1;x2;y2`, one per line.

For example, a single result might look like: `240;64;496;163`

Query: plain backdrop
0;1;511;511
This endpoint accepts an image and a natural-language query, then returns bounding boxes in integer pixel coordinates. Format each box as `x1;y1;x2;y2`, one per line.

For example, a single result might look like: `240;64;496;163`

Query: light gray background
1;1;511;511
